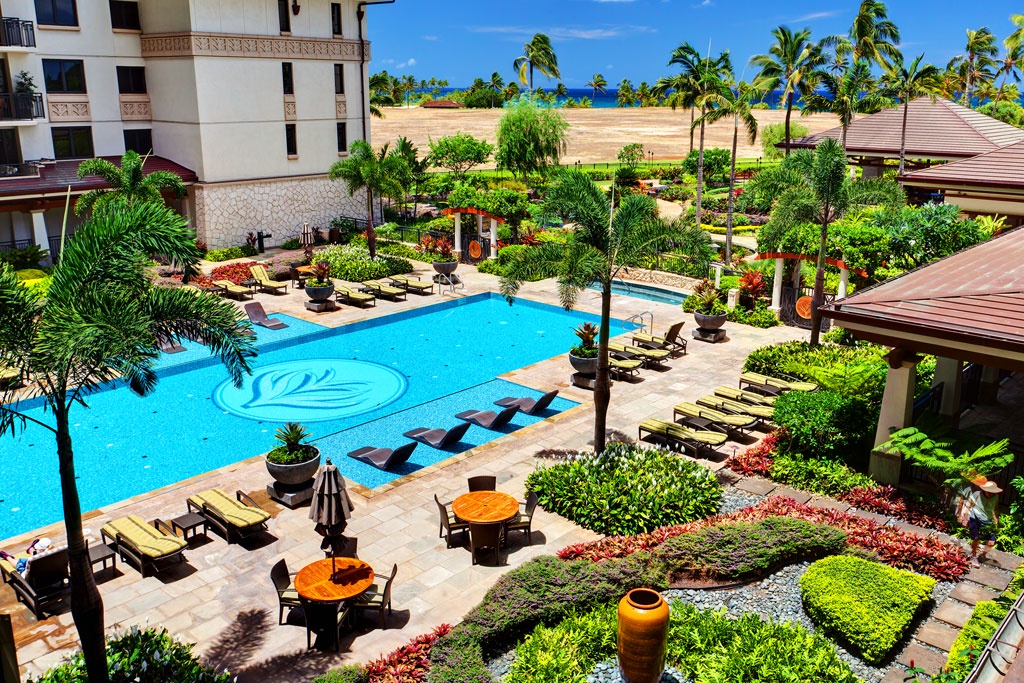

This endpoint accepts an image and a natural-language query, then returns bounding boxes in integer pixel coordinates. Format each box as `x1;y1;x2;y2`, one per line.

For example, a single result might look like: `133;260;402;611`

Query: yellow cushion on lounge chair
337;285;374;301
714;386;776;405
668;424;728;446
391;275;433;290
213;280;251;294
674;402;755;428
102;515;187;559
700;395;774;419
189;489;270;528
362;280;405;297
0;552;28;577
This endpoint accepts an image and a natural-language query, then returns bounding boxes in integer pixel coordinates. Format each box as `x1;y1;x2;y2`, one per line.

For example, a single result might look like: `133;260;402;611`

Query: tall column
871;350;919;484
488;218;498;258
770;257;785;312
979;366;1002;404
476;213;483;238
453;213;462;258
837;268;850;299
932;357;963;425
30;210;49;264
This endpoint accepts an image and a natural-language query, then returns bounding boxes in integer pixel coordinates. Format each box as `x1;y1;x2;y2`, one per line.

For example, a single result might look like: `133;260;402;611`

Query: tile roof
789;98;1024;159
0;156;196;202
900;139;1024;190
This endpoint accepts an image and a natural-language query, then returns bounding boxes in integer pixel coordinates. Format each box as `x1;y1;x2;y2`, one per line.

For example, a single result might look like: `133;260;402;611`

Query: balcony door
0;129;20;165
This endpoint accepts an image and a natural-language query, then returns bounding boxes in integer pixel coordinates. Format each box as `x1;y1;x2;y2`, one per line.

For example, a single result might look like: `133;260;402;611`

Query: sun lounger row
638;418;728;456
739;371;818;395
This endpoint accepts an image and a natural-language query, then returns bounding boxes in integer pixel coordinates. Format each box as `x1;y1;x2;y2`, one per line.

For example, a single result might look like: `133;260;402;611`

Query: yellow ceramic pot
617;588;669;683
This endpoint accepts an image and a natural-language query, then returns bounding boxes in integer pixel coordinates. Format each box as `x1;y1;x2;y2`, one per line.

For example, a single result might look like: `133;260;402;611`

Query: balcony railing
0;18;34;48
0;238;33;253
0;161;38;179
0;93;43;120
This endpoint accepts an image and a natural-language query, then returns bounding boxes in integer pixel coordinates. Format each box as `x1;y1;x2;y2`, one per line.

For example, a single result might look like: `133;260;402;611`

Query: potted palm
693;288;728;330
265;422;322;485
304;261;335;302
568;321;599;374
432;236;458;276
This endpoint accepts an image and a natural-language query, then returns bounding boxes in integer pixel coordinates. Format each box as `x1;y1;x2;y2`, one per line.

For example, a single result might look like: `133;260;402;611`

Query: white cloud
785;10;843;23
423;35;438;41
467;24;654;41
396;58;416;68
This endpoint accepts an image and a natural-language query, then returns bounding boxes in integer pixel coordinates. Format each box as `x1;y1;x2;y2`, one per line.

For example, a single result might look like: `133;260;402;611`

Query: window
277;0;290;33
282;62;294;95
35;0;78;26
116;66;146;94
331;3;342;36
123;129;152;155
0;129;21;165
285;124;297;157
334;64;344;95
52;126;93;159
43;59;86;93
336;122;347;154
108;0;140;30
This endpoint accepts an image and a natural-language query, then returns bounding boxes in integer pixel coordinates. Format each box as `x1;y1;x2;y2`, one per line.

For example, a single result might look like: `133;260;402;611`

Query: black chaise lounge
347;442;417;471
494;390;559;415
455;405;520;430
243;302;288;330
403;421;472;449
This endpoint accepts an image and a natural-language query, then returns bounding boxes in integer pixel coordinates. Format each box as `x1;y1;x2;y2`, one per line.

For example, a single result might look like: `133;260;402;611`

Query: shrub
682;148;731;180
313;666;368;683
365;625;451;683
526;443;721;536
727;301;781;328
727;431;780;476
377;240;425;261
840;485;949;532
205;245;259;262
474;259;504;276
507;604;617;683
14;268;47;281
312;244;413;281
280;237;302;250
658;516;846;580
800;555;935;663
770;451;876;497
773;390;874;461
496;243;529;266
29;626;229;682
0;244;48;269
761;121;810;159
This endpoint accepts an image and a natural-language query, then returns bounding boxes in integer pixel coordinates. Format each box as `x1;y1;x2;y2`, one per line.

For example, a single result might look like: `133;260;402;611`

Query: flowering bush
726;432;780;476
204;260;260;285
365;625;450;683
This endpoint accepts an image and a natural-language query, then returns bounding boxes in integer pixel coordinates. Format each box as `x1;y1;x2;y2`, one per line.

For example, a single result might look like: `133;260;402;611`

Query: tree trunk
529;64;534;93
809;210;830;346
593;280;612;454
366;187;377;259
725;115;739;266
695;121;706;227
784;92;794;157
688;108;695;154
899;99;909;176
56;404;109;683
840;124;848;151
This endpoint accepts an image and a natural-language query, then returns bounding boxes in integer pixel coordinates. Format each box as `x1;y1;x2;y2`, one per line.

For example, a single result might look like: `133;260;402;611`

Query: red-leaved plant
726;432;780;476
739;269;768;300
364;624;451;683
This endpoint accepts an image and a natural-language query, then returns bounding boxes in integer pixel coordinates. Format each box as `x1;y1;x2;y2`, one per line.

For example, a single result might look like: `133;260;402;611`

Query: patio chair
455;405;520;430
100;515;188;577
212;279;253;300
698;395;774;422
347;442;416;471
325;536;358;559
469;522;503;566
673;401;758;435
300;596;350;652
8;547;70;620
632;321;687;355
248;264;288;295
389;274;434;295
740;371;818;393
354;563;397;629
243;302;288;330
608;341;671;368
713;385;777;406
467;475;496;492
494;390;559;415
271;558;301;625
435;494;469;548
504;491;538;545
403;421;471;450
289;267;309;289
609;356;643;379
360;280;407;301
335;283;376;307
187;489;271;544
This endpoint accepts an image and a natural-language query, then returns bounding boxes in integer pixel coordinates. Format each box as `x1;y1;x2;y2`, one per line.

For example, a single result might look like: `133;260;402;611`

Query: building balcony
0;162;40;179
0;18;35;50
0;93;43;121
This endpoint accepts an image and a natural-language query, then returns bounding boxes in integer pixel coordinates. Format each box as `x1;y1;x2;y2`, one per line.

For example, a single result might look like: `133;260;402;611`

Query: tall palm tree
394;136;428;219
828;0;901;68
996;38;1024;97
488;71;505;108
587;73;607;99
959;27;999;104
801;60;892;149
0;201;255;683
1007;14;1024;52
687;63;730;223
666;42;732;155
808;138;850;345
616;79;636;107
555;82;569;100
513;33;560;92
882;53;942;174
369;71;393;118
500;172;672;454
751;26;826;156
74;151;186;215
654;73;696;153
401;74;417;107
328;140;410;259
694;80;764;264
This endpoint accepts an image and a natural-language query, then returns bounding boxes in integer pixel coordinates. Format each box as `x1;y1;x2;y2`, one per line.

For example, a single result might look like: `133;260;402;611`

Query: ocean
421;87;793;109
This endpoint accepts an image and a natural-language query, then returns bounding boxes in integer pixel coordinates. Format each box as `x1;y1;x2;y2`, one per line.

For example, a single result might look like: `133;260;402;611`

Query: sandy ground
371;106;842;165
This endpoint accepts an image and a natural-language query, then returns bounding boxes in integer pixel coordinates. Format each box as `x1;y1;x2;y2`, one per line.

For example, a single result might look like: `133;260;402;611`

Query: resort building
0;0;377;255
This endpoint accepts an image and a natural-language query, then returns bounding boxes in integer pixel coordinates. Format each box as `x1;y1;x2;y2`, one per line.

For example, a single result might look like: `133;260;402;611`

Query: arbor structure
513;33;560;92
882;53;941;174
427;132;493;180
495;98;569;181
74;151;186;215
0;201;255;683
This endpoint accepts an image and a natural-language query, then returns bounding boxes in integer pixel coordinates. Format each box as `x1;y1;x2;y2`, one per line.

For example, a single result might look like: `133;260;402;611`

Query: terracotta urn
617;588;669;683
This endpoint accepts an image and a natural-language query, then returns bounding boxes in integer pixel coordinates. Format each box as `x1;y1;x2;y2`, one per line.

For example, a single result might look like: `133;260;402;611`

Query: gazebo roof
899;139;1024;191
788;98;1024;160
441;206;505;224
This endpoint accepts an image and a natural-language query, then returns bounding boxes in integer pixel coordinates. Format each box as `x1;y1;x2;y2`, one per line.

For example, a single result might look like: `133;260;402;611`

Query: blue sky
366;1;1023;88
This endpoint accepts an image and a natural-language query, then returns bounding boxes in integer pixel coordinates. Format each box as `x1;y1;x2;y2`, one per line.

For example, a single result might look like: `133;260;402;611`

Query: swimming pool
0;294;602;540
589;281;689;306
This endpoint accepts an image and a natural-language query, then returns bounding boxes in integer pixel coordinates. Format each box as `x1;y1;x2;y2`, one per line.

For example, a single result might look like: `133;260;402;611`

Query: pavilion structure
440;206;504;262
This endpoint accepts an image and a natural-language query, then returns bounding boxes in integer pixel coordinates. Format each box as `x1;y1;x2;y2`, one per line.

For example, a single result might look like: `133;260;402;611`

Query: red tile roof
789;98;1024;160
900;139;1024;190
0;156;196;202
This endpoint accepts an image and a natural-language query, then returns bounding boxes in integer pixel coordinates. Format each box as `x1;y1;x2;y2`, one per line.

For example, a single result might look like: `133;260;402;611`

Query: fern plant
879;427;1013;492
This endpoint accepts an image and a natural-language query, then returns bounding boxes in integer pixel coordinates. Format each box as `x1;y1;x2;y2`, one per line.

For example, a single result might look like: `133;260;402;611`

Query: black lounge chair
8;548;71;620
455;406;520;430
494;390;559;415
347;442;417;471
157;336;186;354
403;421;472;449
243;302;288;330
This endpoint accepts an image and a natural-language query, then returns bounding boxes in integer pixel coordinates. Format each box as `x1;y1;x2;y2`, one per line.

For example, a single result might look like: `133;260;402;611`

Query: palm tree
328;140;410;259
882;53;941;174
499;172;672;454
555;82;569;100
74;151;186;215
616;79;636;107
587;73;607;99
369;71;393;118
959;27;999;104
513;33;560;92
801;60;892;149
667;42;733;154
808;138;850;345
687;63;730;224
488;71;505;108
751;26;826;156
1008;14;1024;52
394;136;428;219
694;80;764;264
654;73;696;153
503;81;521;101
996;38;1024;97
0;201;255;683
636;81;653;107
827;0;901;69
401;74;417;107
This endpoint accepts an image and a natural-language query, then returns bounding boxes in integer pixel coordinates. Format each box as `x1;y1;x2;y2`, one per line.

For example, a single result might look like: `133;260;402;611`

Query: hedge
312;244;413;281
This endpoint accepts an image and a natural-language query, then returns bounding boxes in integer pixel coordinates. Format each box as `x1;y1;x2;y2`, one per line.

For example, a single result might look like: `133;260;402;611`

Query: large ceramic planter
618;588;669;683
266;447;321;485
305;284;335;302
693;312;727;330
433;260;458;276
568;351;598;375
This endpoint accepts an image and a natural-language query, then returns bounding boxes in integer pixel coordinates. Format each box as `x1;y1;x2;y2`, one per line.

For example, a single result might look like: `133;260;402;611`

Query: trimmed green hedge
800;555;935;663
312;244;413;281
205;245;258;262
769;452;876;497
773;390;875;462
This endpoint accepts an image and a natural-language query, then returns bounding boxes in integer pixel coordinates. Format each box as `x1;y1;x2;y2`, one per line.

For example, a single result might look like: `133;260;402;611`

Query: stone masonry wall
192;175;368;249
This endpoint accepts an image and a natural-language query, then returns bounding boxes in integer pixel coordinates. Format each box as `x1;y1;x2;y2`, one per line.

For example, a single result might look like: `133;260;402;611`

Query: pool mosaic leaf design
242;368;376;412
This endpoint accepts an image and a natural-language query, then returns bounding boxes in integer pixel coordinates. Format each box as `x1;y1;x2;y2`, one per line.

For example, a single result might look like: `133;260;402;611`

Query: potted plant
568;321;600;374
432;236;458;276
693;288;728;330
304;261;335;302
266;422;321;484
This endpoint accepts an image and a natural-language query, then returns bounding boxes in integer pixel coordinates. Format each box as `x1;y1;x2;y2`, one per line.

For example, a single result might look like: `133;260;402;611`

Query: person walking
957;475;1002;566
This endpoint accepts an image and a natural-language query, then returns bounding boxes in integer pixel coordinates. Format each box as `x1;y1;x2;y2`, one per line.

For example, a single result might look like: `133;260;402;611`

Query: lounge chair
714;385;777;406
673;401;758;435
435;494;469;548
505;491;538;545
608;341;671;367
100;515;188;577
271;558;301;625
335;283;376;307
361;280;407;301
740;371;818;393
354;563;398;629
7;548;70;619
187;489;271;544
455;405;520;430
467;475;496;492
638;418;727;456
0;364;22;388
698;395;774;423
212;279;253;300
632;321;687;355
609;356;643;379
243;302;288;330
389;274;434;295
403;421;472;450
494;390;559;415
248;264;288;295
347;442;417;471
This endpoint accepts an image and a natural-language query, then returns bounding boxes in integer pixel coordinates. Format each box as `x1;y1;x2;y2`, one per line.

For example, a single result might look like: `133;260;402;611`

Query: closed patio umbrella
309;458;355;572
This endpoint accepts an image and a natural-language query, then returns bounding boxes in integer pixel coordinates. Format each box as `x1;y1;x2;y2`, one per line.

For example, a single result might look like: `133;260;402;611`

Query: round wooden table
452;491;519;524
295;557;374;603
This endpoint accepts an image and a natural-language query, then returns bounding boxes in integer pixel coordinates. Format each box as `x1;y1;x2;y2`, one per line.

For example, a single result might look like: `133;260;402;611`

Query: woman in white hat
956;476;1002;565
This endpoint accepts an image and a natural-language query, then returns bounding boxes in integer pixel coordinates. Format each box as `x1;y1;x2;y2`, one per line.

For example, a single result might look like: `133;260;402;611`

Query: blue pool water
589;281;689;306
0;294;595;540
